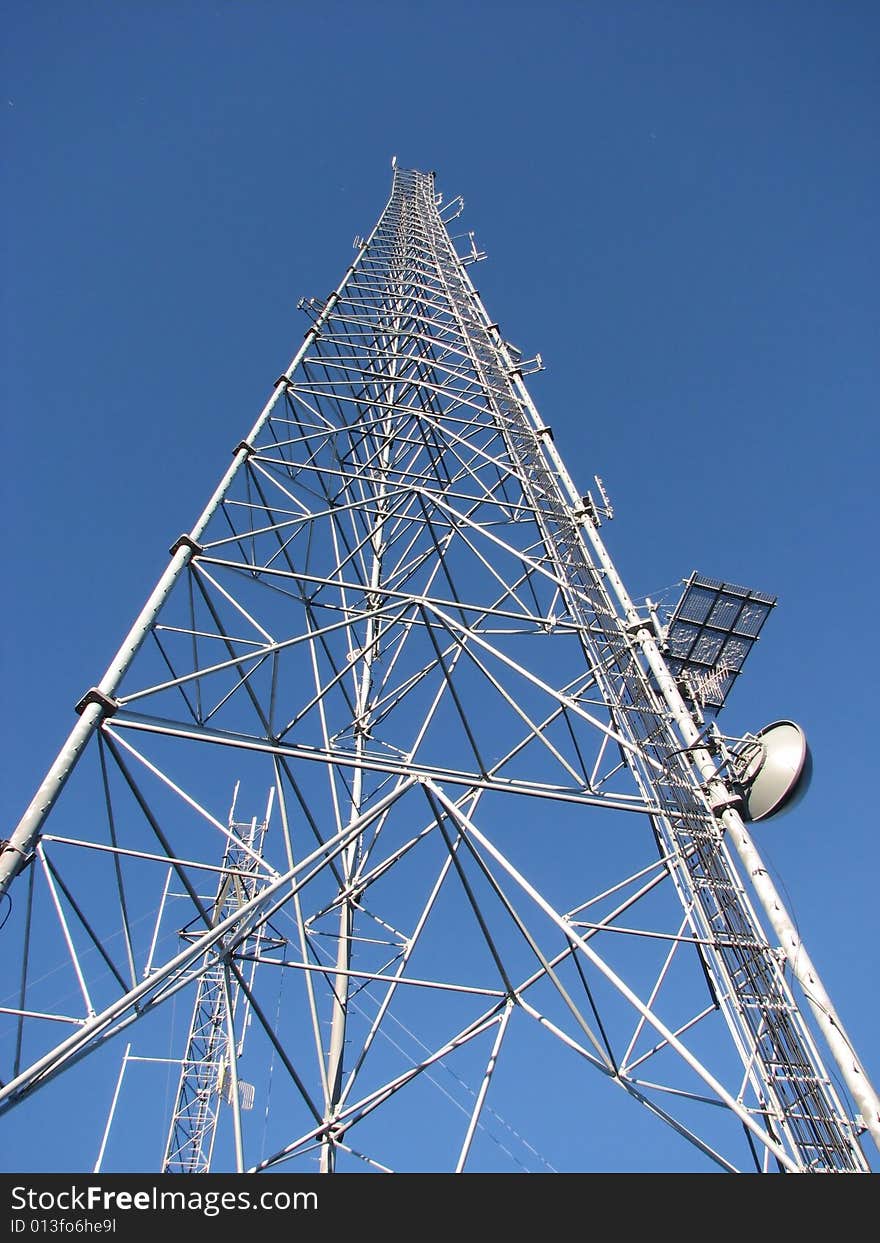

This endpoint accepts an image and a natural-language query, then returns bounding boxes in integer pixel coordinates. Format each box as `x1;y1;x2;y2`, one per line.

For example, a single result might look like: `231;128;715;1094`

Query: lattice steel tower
2;164;877;1174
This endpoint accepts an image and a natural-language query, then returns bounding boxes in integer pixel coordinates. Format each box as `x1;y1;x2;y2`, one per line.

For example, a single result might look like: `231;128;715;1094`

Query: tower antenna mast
3;166;876;1173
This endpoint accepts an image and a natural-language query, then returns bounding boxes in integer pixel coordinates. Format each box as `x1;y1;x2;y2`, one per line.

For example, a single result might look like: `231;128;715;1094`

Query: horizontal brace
510;355;544;377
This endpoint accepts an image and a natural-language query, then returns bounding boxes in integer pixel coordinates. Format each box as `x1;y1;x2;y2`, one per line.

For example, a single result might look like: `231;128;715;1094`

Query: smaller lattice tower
162;785;274;1173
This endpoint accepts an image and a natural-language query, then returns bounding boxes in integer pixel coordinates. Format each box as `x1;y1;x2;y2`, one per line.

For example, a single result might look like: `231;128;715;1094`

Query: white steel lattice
1;166;876;1174
161;787;271;1173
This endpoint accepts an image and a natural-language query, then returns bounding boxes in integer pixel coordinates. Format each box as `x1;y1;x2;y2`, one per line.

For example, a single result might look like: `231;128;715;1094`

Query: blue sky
2;1;878;1172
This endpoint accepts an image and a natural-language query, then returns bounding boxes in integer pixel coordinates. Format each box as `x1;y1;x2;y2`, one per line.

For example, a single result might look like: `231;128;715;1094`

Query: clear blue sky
2;1;878;1172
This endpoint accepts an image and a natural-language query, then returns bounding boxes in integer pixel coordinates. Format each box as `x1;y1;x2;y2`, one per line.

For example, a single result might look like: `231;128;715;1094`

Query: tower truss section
161;785;274;1173
2;165;877;1174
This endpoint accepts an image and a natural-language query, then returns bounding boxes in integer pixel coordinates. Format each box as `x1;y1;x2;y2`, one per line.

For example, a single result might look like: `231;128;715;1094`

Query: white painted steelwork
1;166;875;1174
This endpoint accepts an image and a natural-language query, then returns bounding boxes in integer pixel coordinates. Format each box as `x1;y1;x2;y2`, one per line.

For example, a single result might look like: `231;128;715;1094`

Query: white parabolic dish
740;719;813;822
